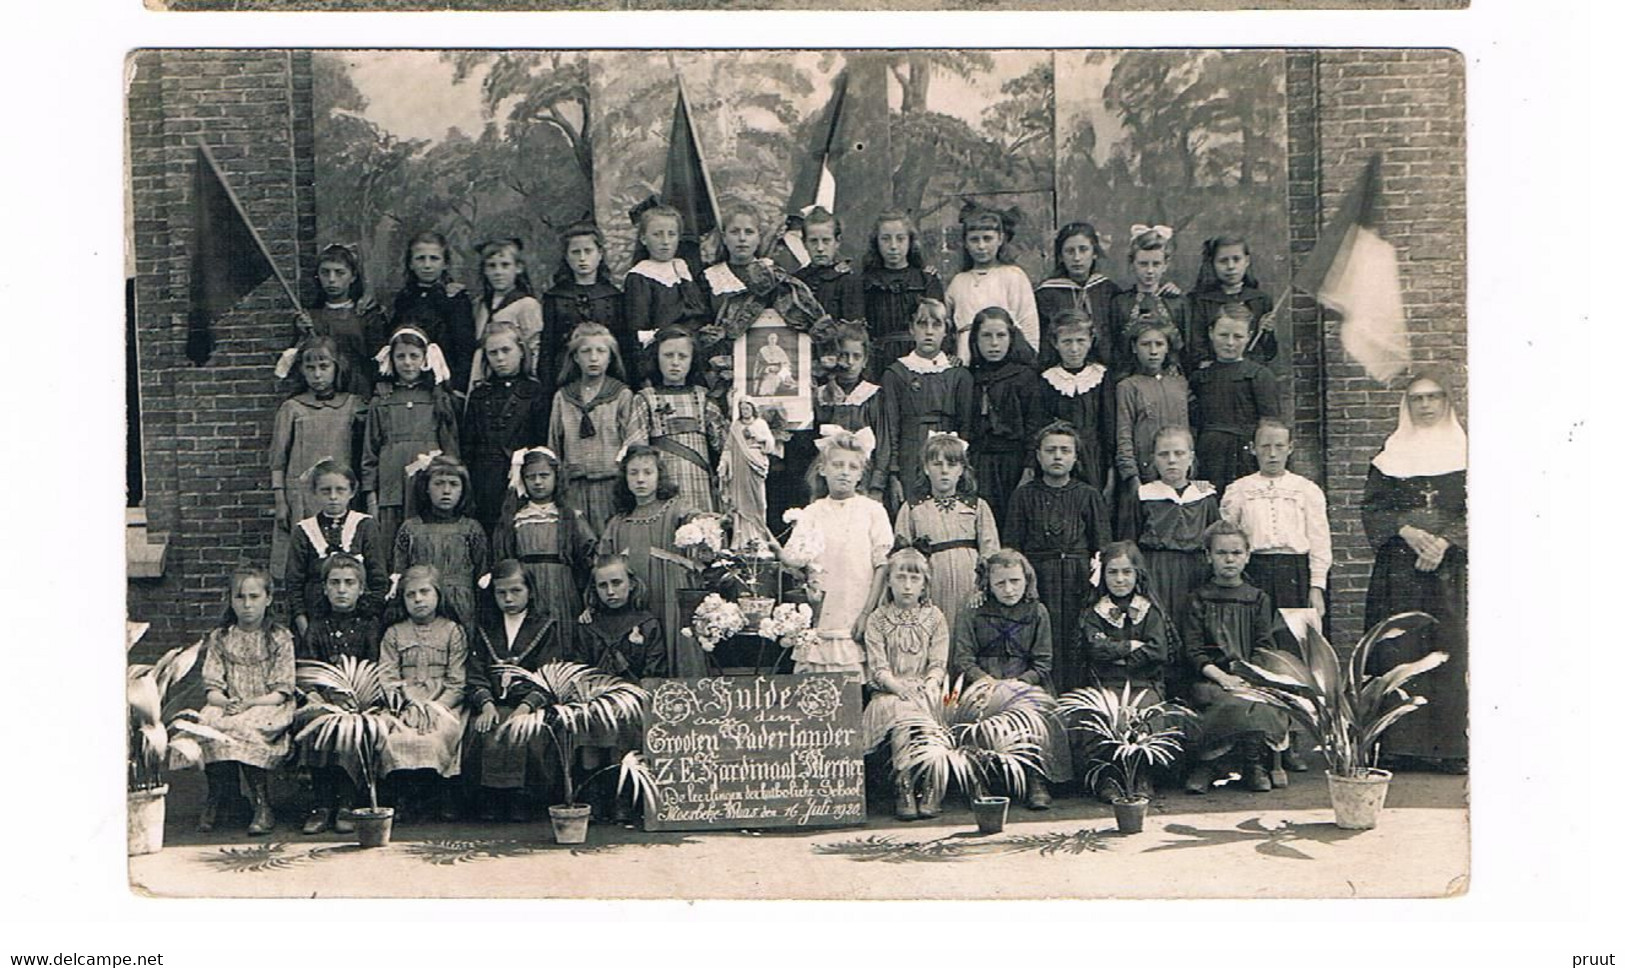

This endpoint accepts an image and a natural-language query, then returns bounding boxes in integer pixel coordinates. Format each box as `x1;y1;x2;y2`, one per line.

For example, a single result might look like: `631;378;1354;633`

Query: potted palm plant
128;633;228;855
892;677;1055;835
1059;683;1194;834
494;660;657;844
295;656;443;848
1229;611;1445;830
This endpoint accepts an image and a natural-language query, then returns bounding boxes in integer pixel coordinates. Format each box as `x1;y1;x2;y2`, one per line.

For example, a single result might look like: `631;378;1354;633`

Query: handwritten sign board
642;674;866;832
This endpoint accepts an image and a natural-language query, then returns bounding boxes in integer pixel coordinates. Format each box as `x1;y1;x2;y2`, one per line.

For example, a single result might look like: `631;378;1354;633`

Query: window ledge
127;507;169;579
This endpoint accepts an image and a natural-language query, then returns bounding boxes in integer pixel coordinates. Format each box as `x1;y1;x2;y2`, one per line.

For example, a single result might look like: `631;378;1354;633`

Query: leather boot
1269;748;1290;789
245;768;276;835
1184;762;1215;795
1025;770;1052;810
1240;735;1272;792
1281;742;1310;773
197;762;232;833
916;780;942;819
894;773;919;820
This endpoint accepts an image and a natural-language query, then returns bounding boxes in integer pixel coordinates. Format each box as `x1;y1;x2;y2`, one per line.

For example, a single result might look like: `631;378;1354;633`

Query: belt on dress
924;538;979;556
1025;550;1093;562
652;436;711;473
519;553;565;565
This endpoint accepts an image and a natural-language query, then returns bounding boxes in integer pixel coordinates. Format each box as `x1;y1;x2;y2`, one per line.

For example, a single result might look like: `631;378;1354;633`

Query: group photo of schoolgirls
185;192;1467;837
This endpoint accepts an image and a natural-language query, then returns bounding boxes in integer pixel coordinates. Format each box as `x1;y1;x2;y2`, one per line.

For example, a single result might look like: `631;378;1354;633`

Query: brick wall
1285;50;1468;639
127;50;316;657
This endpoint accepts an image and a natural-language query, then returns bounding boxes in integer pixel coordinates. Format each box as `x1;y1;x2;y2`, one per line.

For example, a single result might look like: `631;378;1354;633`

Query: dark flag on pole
188;144;281;364
663;80;721;276
1295;154;1410;383
789;70;849;217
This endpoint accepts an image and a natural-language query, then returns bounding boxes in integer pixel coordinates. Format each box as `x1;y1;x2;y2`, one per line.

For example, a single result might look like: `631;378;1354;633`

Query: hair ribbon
815;425;876;462
509;446;560;496
1130;224;1174;242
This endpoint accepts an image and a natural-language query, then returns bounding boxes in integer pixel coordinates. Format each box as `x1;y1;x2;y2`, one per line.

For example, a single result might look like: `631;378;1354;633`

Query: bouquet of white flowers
756;601;818;652
675;513;727;560
686;594;746;653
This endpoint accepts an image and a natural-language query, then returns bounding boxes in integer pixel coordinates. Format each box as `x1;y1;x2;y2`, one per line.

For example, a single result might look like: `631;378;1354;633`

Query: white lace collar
1092;594;1153;627
703;262;748;295
1041;363;1106;397
897;352;954;375
627;259;694;288
1137;479;1216;504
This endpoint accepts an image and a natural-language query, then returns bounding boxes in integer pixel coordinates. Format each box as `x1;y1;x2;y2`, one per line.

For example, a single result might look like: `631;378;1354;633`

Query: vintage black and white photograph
122;46;1469;900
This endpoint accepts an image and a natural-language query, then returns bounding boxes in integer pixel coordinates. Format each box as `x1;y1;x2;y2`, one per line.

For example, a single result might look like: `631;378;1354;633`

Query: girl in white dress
779;429;893;677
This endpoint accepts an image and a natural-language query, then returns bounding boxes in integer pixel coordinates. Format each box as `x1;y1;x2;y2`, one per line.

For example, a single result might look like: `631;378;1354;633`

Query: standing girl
703;208;769;320
966;306;1043;527
492;447;597;660
1036;311;1114;491
622;202;709;350
543;221;629;379
295;553;380;835
1189;305;1280;496
861;548;950;820
391;231;476;397
270;336;365;577
878;300;976;508
1187;235;1277;365
1137;426;1220;635
194;565;297;835
862;211;944;377
794;207;864;323
465;559;564;822
362;325;460;553
597;445;707;677
944;205;1040;358
549;322;635;534
461;321;549;533
779;430;893;677
1035;223;1120;369
469;238;545;396
1003;420;1112;681
947;549;1060;808
391;454;488;634
573;553;666;822
626;326;726;514
286;459;388;638
811;322;888;497
1107;227;1192;374
303;243;390;399
1113;319;1190;538
377;564;469;823
893;432;998;631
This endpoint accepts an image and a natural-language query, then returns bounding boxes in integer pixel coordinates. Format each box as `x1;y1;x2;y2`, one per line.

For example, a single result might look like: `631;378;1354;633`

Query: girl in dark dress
1181;521;1290;794
1189;304;1280;496
1107;227;1194;375
1003;420;1111;682
622;203;710;353
794;207;864;323
543;221;629;383
966;307;1043;529
1035;222;1121;370
1361;372;1468;771
300;243;390;400
1137;426;1220;631
461;321;550;533
1187;235;1278;366
877;299;976;508
863;211;944;379
1036;310;1114;492
390;231;477;399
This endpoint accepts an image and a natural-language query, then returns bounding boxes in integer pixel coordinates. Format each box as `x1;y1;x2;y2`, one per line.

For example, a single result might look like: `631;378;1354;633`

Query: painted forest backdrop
315;49;1286;338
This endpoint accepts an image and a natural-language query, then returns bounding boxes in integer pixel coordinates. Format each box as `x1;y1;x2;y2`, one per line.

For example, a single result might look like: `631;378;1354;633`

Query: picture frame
732;310;813;430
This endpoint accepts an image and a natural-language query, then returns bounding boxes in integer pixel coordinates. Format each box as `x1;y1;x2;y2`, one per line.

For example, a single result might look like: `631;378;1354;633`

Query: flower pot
128;785;168;856
549;803;593;844
1325;768;1392;830
738;595;775;631
1111;795;1150;834
351;806;395;848
971;796;1010;835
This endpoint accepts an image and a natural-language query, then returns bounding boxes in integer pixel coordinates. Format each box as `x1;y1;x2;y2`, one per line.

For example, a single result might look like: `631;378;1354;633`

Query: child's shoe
332;809;357;834
301;808;333;835
1184;763;1215;795
916;783;942;819
1243;763;1273;792
1025;777;1053;811
1281;746;1310;772
507;793;531;823
1269;749;1289;789
476;792;500;823
195;800;219;834
245;770;275;835
894;776;920;820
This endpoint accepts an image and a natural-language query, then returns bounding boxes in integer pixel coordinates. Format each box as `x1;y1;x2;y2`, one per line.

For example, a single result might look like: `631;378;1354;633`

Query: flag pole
195;141;304;319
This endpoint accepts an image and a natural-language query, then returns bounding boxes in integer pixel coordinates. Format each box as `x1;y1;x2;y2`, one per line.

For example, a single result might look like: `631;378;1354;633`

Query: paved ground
131;769;1468;900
